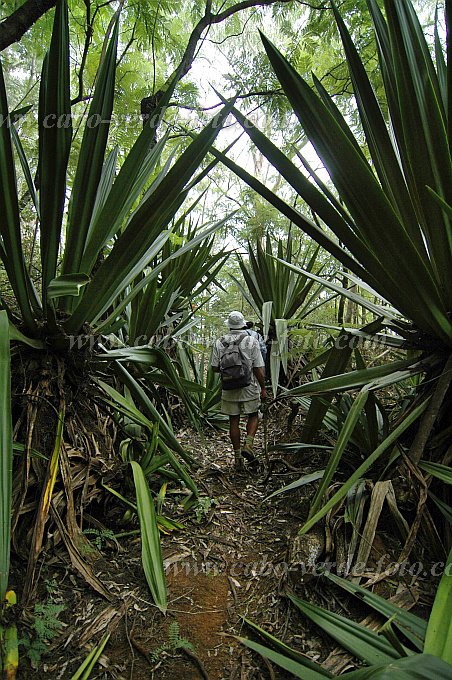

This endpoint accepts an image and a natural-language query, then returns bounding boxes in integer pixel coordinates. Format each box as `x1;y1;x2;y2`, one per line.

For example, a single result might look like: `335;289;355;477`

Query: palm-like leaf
130;462;167;612
39;0;72;306
217;1;452;503
289;593;405;664
234;233;326;394
64;102;234;334
259;27;450;343
0;63;36;330
127;218;230;344
238;568;452;678
424;548;452;664
299;397;429;535
61;17;119;286
322;571;426;650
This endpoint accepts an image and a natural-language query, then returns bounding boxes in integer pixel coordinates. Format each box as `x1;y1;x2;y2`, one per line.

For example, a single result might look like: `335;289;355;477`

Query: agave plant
96;215;229;433
125;216;229;346
176;343;225;428
0;0;233;616
232;233;323;327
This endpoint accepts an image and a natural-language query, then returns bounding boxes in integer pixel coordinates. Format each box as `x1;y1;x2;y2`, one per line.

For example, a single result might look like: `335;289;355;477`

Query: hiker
211;311;267;470
246;320;267;363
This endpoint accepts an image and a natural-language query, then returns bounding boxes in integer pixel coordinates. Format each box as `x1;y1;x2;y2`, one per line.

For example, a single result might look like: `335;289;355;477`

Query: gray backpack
219;333;252;390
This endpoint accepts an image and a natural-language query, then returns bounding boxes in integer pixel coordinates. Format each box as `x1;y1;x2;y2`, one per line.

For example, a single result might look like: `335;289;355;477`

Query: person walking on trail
246;320;267;363
211;311;267;471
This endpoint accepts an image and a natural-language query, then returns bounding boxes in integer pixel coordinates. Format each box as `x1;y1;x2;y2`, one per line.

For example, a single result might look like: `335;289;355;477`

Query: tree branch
166;0;298;89
72;0;94;106
214;0;293;24
141;0;313;133
173;88;284;111
117;21;137;67
214;0;330;23
0;0;57;52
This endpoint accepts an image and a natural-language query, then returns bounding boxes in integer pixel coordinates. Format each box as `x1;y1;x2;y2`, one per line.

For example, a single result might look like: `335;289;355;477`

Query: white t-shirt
211;329;265;402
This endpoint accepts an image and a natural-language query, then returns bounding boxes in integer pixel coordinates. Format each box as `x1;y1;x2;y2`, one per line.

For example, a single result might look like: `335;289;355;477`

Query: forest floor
16;406;436;679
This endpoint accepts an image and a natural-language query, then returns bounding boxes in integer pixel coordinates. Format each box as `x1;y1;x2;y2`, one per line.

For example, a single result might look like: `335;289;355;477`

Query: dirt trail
129;422;320;680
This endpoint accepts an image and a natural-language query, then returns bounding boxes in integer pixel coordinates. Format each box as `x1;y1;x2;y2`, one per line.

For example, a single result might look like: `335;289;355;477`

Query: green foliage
0;2;232;577
300;397;428;535
97;368;199;490
131;461;167;613
150;621;194;663
0;13;250;650
215;0;452;434
234;232;323;324
19;602;65;669
176;344;225;428
82;528;116;552
234;3;452;346
232;231;331;394
43;579;59;598
193;495;217;523
124;217;229;345
229;9;452;675
69;631;110;680
32;603;65;643
424;548;452;664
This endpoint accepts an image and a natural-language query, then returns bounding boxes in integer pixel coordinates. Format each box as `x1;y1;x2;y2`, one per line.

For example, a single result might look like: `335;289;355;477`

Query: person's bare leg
242;412;259;462
229;415;244;470
246;412;259;438
229;414;241;449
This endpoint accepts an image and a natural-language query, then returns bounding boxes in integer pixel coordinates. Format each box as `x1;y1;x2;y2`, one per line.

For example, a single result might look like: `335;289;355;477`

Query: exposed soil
12;407;437;679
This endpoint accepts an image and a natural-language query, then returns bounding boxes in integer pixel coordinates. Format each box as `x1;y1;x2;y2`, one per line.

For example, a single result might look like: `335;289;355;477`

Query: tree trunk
0;0;57;51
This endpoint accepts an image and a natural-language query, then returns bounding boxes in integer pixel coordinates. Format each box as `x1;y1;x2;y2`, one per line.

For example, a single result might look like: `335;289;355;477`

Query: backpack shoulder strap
219;335;229;347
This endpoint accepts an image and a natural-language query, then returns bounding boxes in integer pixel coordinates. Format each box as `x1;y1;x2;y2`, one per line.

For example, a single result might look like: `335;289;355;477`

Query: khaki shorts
221;398;261;416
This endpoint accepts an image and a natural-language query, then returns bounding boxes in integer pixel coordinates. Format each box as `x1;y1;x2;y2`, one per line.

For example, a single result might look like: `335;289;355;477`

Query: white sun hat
225;311;247;329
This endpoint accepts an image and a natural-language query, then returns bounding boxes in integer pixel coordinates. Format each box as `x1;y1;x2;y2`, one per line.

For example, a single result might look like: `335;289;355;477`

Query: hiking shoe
241;448;257;464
